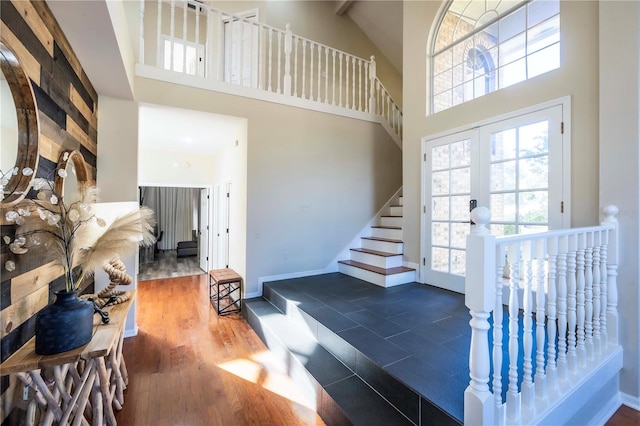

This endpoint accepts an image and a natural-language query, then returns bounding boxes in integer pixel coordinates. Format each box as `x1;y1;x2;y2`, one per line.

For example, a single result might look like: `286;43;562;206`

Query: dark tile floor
264;273;471;423
138;249;204;281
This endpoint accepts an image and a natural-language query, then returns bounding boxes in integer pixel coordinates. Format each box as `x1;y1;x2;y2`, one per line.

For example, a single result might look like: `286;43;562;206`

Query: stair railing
138;0;402;141
464;206;620;425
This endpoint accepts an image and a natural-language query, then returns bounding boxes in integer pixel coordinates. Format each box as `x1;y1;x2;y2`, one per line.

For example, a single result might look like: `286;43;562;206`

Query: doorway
421;100;570;292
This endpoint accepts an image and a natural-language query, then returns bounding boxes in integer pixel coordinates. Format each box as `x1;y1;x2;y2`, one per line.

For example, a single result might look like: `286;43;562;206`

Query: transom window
431;0;560;114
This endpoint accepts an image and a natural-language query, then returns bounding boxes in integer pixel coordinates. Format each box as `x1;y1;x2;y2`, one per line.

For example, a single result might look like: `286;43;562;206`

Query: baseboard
590;391;622;426
124;325;139;338
621;392;640;411
255;266;338;297
403;261;420;281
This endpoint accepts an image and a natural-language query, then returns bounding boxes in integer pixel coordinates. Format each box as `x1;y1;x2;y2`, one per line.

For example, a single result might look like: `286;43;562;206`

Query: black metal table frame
209;275;241;315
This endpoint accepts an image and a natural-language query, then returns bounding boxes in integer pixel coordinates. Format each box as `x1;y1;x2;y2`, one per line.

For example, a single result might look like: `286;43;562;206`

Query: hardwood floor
117;274;637;425
116;275;325;425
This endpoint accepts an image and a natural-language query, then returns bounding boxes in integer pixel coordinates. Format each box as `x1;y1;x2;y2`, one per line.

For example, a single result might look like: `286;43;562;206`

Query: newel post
464;207;496;426
283;24;293;96
602;205;619;344
368;55;377;113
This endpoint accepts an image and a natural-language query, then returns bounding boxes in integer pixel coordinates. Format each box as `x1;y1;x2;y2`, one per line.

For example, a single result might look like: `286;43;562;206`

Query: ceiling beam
335;0;354;16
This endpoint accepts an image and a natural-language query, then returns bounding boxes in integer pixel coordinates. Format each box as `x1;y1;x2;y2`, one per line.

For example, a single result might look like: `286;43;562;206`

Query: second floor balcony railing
138;0;402;142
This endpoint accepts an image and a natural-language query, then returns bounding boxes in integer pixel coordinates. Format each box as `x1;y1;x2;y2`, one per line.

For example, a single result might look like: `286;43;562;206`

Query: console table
0;291;135;425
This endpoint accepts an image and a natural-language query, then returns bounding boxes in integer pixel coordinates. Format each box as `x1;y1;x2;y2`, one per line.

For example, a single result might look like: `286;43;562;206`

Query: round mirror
54;150;90;201
0;40;39;207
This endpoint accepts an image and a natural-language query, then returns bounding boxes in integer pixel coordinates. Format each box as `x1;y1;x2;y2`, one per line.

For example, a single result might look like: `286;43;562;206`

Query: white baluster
277;31;282;93
576;233;586;366
602;205;619;344
464;207;495;426
156;0;162;68
534;239;547;400
358;59;363;111
301;40;306;99
331;50;337;105
182;0;187;73
584;232;594;360
309;43;315;101
567;235;578;373
257;24;264;89
293;37;299;97
345;55;350;108
351;56;356;109
364;63;369;112
546;237;558;391
338;52;343;107
521;241;534;409
324;48;329;103
599;230;609;346
216;12;224;81
139;0;145;64
268;29;273;92
317;45;322;102
283;24;292;96
592;231;602;355
557;236;568;382
493;244;506;423
369;56;377;113
506;242;521;422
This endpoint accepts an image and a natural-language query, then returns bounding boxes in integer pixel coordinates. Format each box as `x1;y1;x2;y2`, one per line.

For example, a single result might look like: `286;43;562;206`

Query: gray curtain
141;187;199;250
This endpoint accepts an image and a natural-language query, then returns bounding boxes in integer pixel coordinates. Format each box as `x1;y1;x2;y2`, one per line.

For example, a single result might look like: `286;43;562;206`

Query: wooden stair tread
338;260;414;276
350;248;400;257
361;236;403;244
381;215;402;218
371;225;401;230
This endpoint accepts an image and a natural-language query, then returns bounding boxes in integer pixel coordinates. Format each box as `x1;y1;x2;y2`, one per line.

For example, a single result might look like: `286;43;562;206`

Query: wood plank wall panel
0;1;100;421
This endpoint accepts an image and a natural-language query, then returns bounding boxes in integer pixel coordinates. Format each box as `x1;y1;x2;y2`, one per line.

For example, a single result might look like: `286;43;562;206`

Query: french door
422;104;567;292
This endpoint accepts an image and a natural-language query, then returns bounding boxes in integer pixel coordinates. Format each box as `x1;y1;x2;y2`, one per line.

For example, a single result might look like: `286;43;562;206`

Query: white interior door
223;182;231;268
423;103;567;293
224;14;258;87
199;188;209;272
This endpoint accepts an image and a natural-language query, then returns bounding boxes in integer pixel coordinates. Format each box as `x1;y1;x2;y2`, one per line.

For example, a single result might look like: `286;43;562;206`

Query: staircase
338;195;416;287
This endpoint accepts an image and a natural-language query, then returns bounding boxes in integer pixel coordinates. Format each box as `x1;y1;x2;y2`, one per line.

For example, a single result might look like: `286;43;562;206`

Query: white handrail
138;0;402;141
464;206;620;425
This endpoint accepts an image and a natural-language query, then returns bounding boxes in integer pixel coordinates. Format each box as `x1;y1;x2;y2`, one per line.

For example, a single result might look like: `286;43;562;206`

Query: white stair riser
371;227;403;240
389;206;403;216
398;196;403;206
338;263;415;287
381;216;403;227
361;239;403;254
350;251;403;269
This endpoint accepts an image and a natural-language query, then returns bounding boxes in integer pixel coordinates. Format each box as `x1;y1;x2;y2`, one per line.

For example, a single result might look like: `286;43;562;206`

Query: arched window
431;0;560;114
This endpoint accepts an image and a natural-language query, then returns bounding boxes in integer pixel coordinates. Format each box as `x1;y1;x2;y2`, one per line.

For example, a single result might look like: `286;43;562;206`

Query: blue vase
35;290;94;355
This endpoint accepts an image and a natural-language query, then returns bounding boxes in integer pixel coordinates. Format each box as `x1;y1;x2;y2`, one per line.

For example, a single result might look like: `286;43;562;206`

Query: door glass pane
451;249;466;275
432;247;449;272
519;121;548;156
432;171;450;195
450;140;471;167
432;222;450;246
491;161;516;191
432;197;450;220
451;168;471;193
451;222;470;249
491;193;516;222
491;129;517;161
519;156;548;189
432;145;450;170
451;195;471;221
518;191;548;223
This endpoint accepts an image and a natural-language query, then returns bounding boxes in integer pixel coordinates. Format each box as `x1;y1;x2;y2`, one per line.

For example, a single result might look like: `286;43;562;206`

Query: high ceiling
339;0;403;73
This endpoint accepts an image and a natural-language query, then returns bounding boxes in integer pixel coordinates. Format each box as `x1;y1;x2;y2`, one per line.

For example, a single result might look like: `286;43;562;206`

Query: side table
208;269;242;315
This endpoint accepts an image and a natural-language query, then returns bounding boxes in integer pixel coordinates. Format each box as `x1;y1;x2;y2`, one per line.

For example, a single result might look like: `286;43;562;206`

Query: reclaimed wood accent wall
0;0;98;421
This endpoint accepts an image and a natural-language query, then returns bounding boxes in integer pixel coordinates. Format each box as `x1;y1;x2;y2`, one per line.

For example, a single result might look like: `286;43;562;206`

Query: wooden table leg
95;357;117;426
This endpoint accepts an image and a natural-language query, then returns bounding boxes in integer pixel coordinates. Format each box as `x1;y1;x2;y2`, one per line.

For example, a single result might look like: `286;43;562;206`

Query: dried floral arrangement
3;161;155;292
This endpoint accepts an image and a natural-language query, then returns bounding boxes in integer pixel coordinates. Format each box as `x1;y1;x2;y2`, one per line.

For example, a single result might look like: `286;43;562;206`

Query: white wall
96;96;140;336
599;0;640;405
